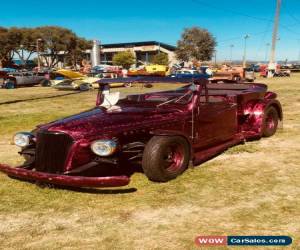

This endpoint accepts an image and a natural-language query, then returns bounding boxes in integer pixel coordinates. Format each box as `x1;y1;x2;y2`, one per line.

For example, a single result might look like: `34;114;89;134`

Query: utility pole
36;38;42;70
229;44;234;64
242;35;250;68
268;0;281;77
214;50;217;66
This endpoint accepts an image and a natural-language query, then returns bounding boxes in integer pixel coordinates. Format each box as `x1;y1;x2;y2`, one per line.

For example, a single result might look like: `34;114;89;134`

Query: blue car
170;69;209;79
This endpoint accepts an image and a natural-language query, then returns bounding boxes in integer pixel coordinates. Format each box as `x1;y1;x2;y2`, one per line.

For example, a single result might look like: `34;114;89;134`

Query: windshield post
187;83;202;110
96;83;110;106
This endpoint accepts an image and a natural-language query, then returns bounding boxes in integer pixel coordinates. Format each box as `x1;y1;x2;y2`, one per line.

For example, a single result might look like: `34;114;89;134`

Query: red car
0;78;282;188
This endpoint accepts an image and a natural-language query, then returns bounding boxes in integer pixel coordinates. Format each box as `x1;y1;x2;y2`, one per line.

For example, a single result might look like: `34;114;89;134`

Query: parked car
210;66;255;83
170;69;209;79
51;69;127;90
0;78;282;188
0;71;8;87
90;65;123;78
250;64;261;72
210;65;245;83
0;67;16;73
244;67;256;82
0;71;49;89
128;64;168;77
260;68;291;78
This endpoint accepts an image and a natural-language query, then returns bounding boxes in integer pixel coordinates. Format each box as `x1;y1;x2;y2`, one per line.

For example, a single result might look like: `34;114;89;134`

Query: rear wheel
262;106;279;137
142;136;190;182
40;79;51;87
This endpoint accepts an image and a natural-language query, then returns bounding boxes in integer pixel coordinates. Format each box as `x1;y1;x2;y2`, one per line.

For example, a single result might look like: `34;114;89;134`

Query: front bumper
0;164;130;188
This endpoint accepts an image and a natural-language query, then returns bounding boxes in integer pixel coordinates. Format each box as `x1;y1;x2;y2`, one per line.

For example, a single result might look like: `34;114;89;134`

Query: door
193;95;237;149
23;72;36;85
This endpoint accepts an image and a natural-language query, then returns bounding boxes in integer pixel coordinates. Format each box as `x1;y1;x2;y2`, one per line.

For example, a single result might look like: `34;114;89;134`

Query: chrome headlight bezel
13;132;34;147
90;140;117;157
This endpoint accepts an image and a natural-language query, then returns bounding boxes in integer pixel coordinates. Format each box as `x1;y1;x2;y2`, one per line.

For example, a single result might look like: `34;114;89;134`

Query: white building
89;41;178;66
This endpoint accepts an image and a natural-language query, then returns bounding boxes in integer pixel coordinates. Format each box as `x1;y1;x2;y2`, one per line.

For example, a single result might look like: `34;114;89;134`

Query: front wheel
262;106;279;137
233;76;241;83
79;83;91;91
142;136;190;182
4;80;16;89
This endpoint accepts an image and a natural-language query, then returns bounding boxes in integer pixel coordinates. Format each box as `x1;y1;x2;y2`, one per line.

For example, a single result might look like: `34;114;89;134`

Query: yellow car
52;69;127;90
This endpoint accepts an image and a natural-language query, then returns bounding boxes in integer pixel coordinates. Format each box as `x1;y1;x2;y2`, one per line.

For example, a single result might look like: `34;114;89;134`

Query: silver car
2;71;50;89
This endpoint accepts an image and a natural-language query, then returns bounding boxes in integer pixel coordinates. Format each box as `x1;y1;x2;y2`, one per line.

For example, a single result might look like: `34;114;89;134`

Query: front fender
150;129;193;159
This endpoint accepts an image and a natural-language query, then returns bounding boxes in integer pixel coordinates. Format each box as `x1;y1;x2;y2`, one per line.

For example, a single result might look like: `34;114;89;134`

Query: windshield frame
97;83;202;107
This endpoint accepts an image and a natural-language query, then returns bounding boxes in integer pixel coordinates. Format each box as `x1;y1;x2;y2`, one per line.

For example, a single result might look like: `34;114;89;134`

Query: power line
191;0;272;23
217;30;272;45
192;0;300;37
254;18;273;59
280;23;300;36
282;0;300;24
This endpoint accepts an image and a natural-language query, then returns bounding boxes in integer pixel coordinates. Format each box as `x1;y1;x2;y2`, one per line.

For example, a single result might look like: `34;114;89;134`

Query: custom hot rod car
0;77;282;188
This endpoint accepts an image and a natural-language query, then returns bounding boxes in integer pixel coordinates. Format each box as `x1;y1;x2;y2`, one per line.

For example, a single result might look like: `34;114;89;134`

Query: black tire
79;83;91;91
40;79;51;87
144;83;153;88
233;76;241;83
142;136;190;182
5;80;16;89
262;106;279;137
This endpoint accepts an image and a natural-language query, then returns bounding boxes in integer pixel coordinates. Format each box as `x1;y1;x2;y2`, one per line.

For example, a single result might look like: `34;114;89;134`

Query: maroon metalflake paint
0;80;282;188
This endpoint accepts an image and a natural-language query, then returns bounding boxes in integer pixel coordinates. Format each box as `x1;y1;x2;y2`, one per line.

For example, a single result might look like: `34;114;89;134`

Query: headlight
13;132;34;147
91;140;117;156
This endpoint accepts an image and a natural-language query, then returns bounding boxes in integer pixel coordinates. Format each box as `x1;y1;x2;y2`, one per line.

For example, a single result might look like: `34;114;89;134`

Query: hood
39;105;183;140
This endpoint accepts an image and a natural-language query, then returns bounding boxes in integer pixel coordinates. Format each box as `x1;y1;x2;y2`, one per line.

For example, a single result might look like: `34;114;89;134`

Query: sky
1;0;300;62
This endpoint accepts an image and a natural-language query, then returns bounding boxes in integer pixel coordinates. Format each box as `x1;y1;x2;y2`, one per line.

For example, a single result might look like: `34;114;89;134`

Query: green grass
0;77;299;250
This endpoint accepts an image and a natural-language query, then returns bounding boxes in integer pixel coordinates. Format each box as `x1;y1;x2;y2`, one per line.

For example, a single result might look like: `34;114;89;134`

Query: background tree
0;27;14;68
36;26;91;68
151;53;169;65
112;51;135;69
8;27;38;66
65;37;92;68
0;26;92;68
176;27;216;62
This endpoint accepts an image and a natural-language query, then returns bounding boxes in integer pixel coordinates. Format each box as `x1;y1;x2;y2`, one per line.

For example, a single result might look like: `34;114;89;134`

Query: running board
192;135;244;166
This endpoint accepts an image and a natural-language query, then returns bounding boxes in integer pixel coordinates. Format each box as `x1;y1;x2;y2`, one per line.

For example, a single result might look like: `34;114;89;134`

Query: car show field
0;75;299;249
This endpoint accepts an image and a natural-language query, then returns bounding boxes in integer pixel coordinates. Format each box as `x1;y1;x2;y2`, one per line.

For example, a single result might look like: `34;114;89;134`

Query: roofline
101;41;176;51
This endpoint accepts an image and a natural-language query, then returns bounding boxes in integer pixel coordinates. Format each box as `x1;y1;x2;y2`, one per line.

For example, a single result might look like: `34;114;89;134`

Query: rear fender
242;98;282;135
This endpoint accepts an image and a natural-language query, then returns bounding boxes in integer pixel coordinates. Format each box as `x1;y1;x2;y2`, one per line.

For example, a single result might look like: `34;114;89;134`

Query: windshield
113;83;194;106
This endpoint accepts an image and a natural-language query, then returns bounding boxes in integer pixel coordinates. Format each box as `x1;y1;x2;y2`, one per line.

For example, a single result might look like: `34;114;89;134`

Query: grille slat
35;131;74;173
